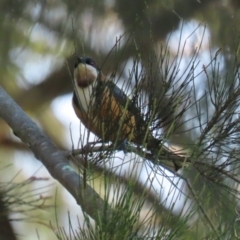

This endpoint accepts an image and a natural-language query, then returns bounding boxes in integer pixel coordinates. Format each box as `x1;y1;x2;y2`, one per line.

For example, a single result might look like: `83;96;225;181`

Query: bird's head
74;56;100;88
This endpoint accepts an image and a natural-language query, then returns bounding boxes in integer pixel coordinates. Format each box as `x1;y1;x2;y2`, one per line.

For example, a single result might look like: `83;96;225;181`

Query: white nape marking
74;64;98;113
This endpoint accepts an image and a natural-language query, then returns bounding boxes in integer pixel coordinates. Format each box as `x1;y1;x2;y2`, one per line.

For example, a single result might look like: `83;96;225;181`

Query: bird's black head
74;56;97;69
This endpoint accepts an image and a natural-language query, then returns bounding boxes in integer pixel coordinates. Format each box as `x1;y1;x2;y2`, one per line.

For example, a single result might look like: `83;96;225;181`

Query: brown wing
98;86;137;142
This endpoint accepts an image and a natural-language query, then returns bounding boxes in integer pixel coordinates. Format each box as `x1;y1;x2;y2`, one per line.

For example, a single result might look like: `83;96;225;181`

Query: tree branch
0;86;112;223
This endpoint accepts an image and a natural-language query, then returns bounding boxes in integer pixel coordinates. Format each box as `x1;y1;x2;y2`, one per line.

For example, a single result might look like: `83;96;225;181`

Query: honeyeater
72;56;183;171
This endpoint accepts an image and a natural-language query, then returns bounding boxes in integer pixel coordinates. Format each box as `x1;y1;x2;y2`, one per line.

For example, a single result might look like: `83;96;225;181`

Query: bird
72;56;184;172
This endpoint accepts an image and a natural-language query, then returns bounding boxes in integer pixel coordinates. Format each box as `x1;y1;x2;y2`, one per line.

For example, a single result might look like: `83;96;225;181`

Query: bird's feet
114;139;129;154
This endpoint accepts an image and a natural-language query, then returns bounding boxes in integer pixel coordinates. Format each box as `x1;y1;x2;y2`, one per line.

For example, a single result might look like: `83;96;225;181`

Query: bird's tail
146;138;186;172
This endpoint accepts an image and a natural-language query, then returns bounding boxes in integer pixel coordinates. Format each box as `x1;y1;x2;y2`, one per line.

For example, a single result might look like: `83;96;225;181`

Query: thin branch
69;141;240;186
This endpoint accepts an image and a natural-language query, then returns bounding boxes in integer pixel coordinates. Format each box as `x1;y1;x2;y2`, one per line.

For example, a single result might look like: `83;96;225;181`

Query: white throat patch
74;64;98;113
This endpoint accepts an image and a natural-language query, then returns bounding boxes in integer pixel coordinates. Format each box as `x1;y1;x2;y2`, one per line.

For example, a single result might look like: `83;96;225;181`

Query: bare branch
0;86;113;223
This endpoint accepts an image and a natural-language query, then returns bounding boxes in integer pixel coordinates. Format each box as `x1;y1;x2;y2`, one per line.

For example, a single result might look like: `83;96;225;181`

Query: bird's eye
86;58;96;67
75;56;97;68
